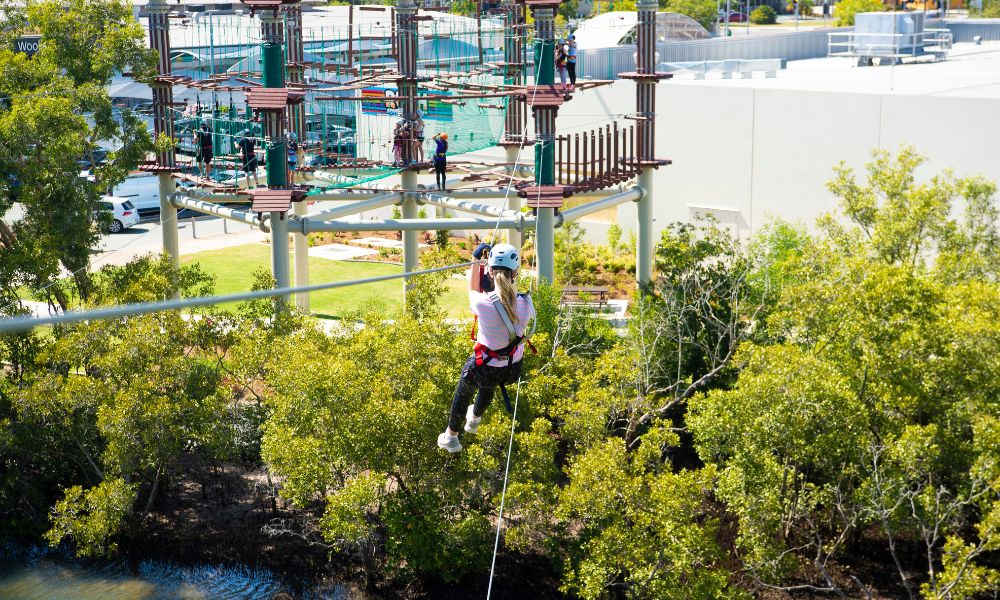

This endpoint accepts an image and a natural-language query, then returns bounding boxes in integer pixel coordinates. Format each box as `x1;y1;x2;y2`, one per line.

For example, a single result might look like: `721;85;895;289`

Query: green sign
14;35;41;57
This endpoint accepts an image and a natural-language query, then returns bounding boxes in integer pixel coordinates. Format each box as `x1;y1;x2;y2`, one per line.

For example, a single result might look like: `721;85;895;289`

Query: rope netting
150;7;513;192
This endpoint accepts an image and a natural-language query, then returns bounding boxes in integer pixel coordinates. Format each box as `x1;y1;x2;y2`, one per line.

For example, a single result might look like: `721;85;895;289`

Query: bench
562;285;611;309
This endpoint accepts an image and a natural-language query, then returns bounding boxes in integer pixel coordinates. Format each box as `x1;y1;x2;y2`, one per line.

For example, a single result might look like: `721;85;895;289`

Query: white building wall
557;79;1000;244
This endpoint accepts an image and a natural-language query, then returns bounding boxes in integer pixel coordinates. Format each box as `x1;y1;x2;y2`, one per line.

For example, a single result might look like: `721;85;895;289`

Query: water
0;549;354;600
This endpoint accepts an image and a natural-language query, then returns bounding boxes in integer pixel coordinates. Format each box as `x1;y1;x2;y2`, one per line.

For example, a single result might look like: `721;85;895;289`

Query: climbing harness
468;292;537;414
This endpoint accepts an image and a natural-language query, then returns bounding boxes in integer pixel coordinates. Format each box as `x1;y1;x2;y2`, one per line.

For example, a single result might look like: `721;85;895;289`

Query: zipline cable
0;260;475;334
484;29;547;598
486;375;522;600
0;209;181;317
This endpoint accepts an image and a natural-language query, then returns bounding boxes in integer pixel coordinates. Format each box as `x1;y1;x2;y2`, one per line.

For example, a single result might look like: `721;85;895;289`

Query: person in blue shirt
433;132;448;190
566;34;578;90
286;131;298;186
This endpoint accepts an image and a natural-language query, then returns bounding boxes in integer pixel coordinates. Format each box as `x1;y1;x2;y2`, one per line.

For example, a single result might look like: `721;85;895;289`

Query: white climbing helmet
488;243;520;271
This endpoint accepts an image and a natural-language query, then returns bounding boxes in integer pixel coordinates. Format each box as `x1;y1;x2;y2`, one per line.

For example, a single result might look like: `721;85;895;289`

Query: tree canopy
0;0;156;313
1;146;998;599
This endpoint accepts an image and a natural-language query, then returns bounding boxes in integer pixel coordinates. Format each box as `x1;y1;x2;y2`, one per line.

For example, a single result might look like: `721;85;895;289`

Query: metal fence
525;20;999;82
942;19;1000;42
571;28;850;80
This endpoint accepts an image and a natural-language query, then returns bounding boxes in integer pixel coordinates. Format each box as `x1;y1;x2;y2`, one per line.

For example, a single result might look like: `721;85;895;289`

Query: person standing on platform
556;42;569;93
286;131;299;186
566;34;578;90
433;132;448;191
235;130;259;188
195;122;214;179
392;118;407;166
411;111;426;164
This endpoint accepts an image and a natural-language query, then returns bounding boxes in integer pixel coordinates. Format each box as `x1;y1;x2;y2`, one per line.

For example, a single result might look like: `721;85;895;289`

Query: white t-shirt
469;290;535;363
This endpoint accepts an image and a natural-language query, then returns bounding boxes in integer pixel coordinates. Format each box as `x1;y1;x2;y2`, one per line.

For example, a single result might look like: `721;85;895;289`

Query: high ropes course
5;0;674;330
2;0;671;592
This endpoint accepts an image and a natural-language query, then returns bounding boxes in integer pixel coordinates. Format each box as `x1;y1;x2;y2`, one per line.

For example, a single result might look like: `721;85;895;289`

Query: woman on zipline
438;243;535;453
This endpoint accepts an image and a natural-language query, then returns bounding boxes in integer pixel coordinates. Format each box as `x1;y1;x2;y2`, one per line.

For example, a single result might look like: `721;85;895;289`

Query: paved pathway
92;215;267;268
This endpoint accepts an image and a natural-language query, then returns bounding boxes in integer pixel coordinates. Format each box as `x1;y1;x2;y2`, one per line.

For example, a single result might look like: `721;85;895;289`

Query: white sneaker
437;432;462;453
464;405;482;434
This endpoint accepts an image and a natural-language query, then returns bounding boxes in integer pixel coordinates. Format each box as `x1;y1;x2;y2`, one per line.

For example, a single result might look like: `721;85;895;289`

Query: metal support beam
301;192;400;221
158;174;179;278
293;200;309;312
269;212;290;302
170;194;269;232
420;194;513;218
558;187;642;224
535;207;555;284
182;189;393;203
444;188;621;200
636;168;654;286
302;216;529;233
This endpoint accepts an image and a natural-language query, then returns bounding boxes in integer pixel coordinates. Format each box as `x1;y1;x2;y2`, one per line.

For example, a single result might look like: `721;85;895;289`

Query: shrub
750;5;776;23
788;0;814;15
834;0;883;26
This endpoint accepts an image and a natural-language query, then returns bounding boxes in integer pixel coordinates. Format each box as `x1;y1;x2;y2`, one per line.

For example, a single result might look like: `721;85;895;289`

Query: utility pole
498;0;528;248
145;0;180;287
243;0;306;304
285;2;310;312
622;0;671;287
396;0;421;295
521;0;568;285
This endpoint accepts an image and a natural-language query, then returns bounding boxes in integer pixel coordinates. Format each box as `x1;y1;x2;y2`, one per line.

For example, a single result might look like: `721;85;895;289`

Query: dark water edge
0;543;357;600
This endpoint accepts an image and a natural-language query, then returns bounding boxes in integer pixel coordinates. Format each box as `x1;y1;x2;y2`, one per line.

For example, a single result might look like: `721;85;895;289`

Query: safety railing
555;122;640;192
827;29;953;59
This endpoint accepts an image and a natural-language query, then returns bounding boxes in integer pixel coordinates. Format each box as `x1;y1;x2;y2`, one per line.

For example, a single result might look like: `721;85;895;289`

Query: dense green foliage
660;0;720;30
2;147;999;599
0;0;156;313
692;147;1000;598
833;0;884;26
750;5;777;24
982;0;1000;17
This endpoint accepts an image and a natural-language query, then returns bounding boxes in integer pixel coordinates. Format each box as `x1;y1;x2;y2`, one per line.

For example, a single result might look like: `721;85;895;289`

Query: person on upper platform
195;122;214;179
411;111;426;164
235;129;259;188
437;243;535;453
286;131;299;186
433;132;448;191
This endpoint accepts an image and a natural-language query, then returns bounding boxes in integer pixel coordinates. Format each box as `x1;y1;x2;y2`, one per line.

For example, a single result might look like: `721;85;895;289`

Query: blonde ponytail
492;268;519;333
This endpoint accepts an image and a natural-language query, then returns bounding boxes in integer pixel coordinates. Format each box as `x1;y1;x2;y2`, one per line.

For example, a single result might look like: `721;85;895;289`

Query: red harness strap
469;303;537;367
472;337;537;367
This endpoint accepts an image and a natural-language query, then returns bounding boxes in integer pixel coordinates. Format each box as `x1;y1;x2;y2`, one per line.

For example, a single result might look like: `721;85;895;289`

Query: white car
111;172;161;216
99;196;141;233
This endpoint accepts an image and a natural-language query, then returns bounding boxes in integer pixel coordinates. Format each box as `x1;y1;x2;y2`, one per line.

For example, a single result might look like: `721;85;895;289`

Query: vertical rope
485;377;522;600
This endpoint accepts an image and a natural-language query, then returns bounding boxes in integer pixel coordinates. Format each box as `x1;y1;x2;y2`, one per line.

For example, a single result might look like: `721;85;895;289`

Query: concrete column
293;200;309;312
535;207;555;284
505;145;522;248
158;174;179;271
636;168;654;286
269;212;290;302
401;169;419;294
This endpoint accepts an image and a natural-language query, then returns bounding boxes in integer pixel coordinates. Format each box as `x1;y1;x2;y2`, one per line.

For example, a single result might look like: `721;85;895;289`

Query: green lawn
180;243;470;318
